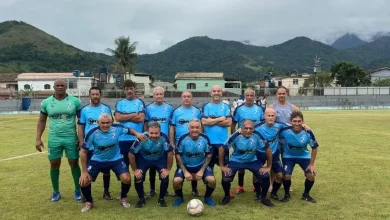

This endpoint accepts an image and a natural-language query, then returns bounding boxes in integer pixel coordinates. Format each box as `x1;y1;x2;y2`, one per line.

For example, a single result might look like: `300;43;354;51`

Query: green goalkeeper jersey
40;94;82;137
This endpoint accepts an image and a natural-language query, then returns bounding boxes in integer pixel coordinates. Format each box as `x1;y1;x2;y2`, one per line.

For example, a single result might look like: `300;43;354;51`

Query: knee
275;173;283;180
222;177;231;182
306;174;315;181
206;176;216;185
283;175;292;180
261;172;270;180
160;176;169;183
121;174;131;184
134;176;144;184
173;177;183;185
50;160;61;169
80;182;90;188
68;159;79;168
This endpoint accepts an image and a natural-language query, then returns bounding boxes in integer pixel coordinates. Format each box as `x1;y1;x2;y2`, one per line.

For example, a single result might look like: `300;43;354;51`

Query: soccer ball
187;199;204;216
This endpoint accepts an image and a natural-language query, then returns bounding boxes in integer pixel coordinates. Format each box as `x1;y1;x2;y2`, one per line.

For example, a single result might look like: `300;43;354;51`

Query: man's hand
135;132;147;142
218;116;226;122
184;171;192;181
259;167;270;175
195;170;204;180
35;139;44;152
306;164;316;176
236;128;242;133
134;169;143;180
220;166;232;176
77;141;83;151
302;124;311;131
160;169;170;179
79;172;91;186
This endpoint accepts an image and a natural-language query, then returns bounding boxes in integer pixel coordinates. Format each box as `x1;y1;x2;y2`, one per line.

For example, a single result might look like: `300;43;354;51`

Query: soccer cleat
103;191;113;200
302;194;317;203
204;197;216;207
260;198;275;207
268;185;273;193
192;190;201;197
172;197;184;207
252;186;256;192
120;198;131;208
229;190;234;197
270;192;279;200
74;190;82;201
235;186;245;195
81;202;93;213
219;196;231;205
158;198;167;207
280;194;291;203
147;190;156;198
135;199;146;208
51;192;61;202
254;193;261;200
165;191;176;197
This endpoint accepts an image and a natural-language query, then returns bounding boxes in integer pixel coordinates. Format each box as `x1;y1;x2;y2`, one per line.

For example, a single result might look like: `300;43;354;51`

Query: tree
106;36;138;82
330;61;371;87
372;78;390;86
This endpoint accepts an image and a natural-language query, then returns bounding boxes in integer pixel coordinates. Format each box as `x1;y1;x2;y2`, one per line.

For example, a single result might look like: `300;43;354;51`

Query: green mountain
0;21;113;73
331;33;367;49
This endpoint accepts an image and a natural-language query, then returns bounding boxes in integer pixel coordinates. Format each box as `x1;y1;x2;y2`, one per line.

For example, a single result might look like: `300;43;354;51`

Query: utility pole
313;55;321;88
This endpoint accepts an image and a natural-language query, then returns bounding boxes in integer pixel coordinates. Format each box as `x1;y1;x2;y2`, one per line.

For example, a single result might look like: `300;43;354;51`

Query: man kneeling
79;113;144;212
220;119;274;207
129;122;173;208
172;119;216;207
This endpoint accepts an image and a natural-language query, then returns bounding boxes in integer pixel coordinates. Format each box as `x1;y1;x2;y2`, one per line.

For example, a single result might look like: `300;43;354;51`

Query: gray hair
153;86;165;94
188;118;202;127
147;121;161;130
98;113;113;122
242;119;254;127
244;88;255;95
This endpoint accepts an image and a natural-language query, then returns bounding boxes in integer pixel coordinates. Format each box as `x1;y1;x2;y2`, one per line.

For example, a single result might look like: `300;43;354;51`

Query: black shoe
192;190;201;197
260;198;275;207
103;191;113;200
270;192;279;200
219;196;231;205
254;193;261;200
148;190;156;198
302;193;316;203
136;199;146;208
158;198;167;207
280;194;291;203
165;191;176;197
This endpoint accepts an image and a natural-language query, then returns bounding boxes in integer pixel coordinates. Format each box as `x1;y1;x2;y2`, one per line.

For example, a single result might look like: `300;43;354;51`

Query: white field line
0;151;46;162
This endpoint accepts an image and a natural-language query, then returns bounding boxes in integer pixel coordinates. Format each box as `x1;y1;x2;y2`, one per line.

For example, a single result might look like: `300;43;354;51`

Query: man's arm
292;104;299;111
114;112;139;122
130;112;145;123
200;153;212;172
265;147;272;168
80;148;89;173
268;104;274;109
169;125;176;148
175;154;187;173
143;122;148;132
201;117;223;126
77;124;85;148
231;121;237;134
166;151;173;171
310;148;317;166
35;113;48;151
217;117;232;127
129;153;137;172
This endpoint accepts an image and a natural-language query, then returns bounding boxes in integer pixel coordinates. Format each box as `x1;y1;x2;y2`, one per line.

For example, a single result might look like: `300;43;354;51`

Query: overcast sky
1;0;390;54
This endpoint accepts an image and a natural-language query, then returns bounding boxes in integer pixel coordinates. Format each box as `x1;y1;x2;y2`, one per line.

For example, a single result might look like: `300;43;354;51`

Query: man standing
231;88;264;195
276;111;319;203
130;122;173;208
172;119;216;207
115;79;146;198
36;79;83;202
144;86;173;198
79;113;144;212
77;86;113;200
170;91;202;196
268;86;299;124
219;120;274;207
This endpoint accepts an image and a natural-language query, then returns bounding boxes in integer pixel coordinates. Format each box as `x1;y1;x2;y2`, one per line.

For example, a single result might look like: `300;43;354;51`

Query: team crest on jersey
300;135;306;143
67;102;72;109
163;106;168;113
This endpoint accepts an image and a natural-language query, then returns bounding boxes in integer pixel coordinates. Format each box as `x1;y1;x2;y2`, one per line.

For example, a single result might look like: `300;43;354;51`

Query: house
270;74;311;96
0;73;18;98
107;72;154;97
153;80;175;92
16;72;98;97
175;72;242;95
367;67;390;83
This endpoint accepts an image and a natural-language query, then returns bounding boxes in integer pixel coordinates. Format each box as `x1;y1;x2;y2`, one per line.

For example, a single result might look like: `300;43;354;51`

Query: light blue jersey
78;103;112;135
255;122;287;154
145;102;173;135
83;124;129;162
130;132;172;161
170;105;201;144
115;98;145;141
233;104;264;128
176;133;211;168
202;102;231;144
224;131;268;163
280;127;319;159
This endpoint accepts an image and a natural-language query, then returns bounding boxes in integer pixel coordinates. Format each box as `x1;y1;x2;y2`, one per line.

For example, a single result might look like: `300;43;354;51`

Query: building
0;73;18;98
271;74;311;96
153;81;175;92
367;67;390;83
175;72;241;95
107;72;154;97
16;72;98;97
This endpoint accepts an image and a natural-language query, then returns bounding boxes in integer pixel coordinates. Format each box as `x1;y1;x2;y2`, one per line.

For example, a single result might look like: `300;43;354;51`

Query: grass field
0;110;389;220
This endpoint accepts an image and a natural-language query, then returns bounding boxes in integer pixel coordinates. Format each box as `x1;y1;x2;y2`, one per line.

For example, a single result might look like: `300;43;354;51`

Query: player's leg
220;161;239;205
63;136;82;201
299;159;316;203
202;167;216;206
270;154;283;200
113;159;131;208
118;141;132;200
80;160;99;212
134;163;149;208
172;168;185;207
236;169;245;194
280;158;295;203
155;161;169;207
250;162;273;207
102;168;112;200
252;151;266;194
148;166;157;197
47;138;63;202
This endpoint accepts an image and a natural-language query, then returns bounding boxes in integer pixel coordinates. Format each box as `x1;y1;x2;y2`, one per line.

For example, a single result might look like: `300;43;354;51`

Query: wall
176;79;225;91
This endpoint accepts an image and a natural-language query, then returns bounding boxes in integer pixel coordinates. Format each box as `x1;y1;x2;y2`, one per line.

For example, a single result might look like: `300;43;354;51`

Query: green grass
0;111;389;220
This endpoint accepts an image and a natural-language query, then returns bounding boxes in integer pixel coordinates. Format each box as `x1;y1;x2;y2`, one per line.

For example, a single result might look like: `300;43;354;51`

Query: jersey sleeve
74;98;82;111
138;99;146;114
254;132;268;151
144;106;150;122
82;133;94;151
224;132;239;149
114;100;123;114
232;108;239;123
170;111;177;126
78;108;86;125
201;104;209;118
161;133;173;152
307;131;319;148
224;104;231;117
196;108;202;119
129;140;142;154
40;99;48;115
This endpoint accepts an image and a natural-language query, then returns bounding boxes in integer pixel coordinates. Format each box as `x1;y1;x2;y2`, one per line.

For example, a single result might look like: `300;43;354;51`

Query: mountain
331;33;367;49
0;20;114;73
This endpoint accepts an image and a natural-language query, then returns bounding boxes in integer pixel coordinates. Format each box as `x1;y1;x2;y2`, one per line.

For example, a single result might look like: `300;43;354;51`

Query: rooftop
175;72;224;79
0;73;19;82
367;67;390;74
17;72;96;81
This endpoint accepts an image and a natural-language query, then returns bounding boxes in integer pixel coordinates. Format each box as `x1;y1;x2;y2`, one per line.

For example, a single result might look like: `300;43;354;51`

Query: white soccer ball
187;199;204;216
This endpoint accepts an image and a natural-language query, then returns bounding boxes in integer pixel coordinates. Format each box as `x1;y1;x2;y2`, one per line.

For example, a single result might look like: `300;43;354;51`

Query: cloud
1;0;390;54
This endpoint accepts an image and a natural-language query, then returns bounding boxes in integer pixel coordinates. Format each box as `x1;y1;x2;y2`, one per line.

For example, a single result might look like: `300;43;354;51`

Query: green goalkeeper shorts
47;136;79;160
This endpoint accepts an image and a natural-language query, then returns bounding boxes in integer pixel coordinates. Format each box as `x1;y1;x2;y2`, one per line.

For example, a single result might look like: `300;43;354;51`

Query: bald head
53;79;66;97
244;88;255;105
210;85;223;103
54;79;66;85
264;108;276;126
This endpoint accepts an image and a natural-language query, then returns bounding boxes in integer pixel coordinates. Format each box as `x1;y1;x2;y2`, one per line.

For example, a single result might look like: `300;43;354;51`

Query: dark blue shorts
136;156;167;180
223;160;269;181
256;151;266;165
87;151;110;175
210;144;229;167
282;158;311;175
272;151;283;174
174;165;214;182
87;159;129;181
119;141;135;166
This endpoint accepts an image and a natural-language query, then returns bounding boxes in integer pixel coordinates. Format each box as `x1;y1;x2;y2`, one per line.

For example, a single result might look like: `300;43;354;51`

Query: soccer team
35;79;319;212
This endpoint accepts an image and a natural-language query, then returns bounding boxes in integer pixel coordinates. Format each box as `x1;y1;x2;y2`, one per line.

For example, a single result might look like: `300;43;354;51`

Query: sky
1;0;390;54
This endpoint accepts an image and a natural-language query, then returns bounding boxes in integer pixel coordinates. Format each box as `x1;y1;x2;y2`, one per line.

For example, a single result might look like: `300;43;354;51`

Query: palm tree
106;36;138;82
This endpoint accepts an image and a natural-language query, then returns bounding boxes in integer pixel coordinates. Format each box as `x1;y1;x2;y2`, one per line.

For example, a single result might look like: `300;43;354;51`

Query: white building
17;72;98;97
107;72;154;97
368;67;390;83
269;74;311;96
